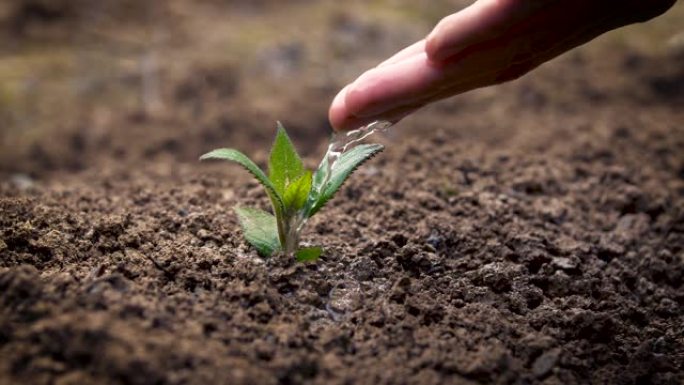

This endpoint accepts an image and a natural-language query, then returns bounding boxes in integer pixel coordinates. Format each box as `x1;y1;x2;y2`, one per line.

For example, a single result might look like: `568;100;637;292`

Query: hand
329;0;676;131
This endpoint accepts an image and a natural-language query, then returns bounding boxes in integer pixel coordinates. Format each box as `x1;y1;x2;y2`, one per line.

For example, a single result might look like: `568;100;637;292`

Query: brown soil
1;2;683;385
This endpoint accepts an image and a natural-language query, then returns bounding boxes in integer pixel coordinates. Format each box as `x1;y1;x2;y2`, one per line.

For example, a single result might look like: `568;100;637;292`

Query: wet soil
1;2;684;385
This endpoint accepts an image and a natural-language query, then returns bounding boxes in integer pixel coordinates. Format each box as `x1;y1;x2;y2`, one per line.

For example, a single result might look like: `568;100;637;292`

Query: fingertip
330;110;375;132
329;84;371;132
328;106;352;132
329;86;349;132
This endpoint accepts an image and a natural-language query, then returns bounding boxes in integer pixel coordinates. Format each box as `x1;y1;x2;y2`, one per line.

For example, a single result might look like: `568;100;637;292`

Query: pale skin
329;0;677;131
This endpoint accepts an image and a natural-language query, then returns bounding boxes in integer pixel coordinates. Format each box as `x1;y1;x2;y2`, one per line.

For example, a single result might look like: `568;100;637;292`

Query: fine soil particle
1;3;684;385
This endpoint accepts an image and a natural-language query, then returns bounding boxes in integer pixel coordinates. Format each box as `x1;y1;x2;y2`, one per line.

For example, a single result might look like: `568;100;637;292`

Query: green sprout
201;122;383;262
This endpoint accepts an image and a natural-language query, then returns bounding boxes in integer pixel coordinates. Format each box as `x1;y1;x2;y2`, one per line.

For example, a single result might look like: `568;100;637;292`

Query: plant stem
272;203;288;253
278;212;305;255
277;219;287;252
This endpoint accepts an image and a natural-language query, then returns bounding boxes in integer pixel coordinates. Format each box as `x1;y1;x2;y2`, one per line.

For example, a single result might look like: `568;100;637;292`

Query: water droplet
326;279;363;320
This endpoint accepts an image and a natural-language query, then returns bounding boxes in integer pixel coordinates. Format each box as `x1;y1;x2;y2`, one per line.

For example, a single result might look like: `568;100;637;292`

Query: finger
345;37;524;124
426;0;535;62
345;25;536;121
377;39;426;68
344;53;443;118
329;83;422;132
329;84;359;132
330;85;389;131
329;40;427;131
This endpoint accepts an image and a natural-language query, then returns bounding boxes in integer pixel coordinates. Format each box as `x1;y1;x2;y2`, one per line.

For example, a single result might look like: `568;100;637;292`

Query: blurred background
0;0;682;180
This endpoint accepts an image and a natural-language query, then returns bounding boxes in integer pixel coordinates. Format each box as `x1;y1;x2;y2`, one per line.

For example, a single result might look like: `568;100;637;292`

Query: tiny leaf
200;148;284;214
295;246;323;262
283;170;312;213
235;207;281;256
269;123;304;196
308;143;383;216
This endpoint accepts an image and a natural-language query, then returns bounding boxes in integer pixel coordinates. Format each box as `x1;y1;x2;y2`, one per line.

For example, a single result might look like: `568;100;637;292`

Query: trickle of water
286;120;392;252
320;120;392;193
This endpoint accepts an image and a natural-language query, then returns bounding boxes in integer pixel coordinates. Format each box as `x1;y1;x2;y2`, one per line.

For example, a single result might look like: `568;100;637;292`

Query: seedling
201;122;383;262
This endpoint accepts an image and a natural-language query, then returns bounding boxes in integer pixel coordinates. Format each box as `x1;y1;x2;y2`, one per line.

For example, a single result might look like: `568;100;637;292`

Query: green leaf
200;148;285;214
310;153;330;200
295;246;323;262
235;207;281;256
283;171;312;213
269;122;304;196
308;143;383;216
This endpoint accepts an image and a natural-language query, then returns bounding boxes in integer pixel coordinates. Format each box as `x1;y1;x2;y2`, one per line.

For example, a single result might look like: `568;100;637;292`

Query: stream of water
317;120;392;197
284;120;393;253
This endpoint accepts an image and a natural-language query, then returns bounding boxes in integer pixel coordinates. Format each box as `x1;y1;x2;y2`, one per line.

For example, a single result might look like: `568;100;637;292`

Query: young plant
200;122;383;261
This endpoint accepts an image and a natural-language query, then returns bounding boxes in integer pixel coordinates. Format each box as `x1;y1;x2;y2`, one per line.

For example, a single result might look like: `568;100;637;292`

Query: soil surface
1;2;683;385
